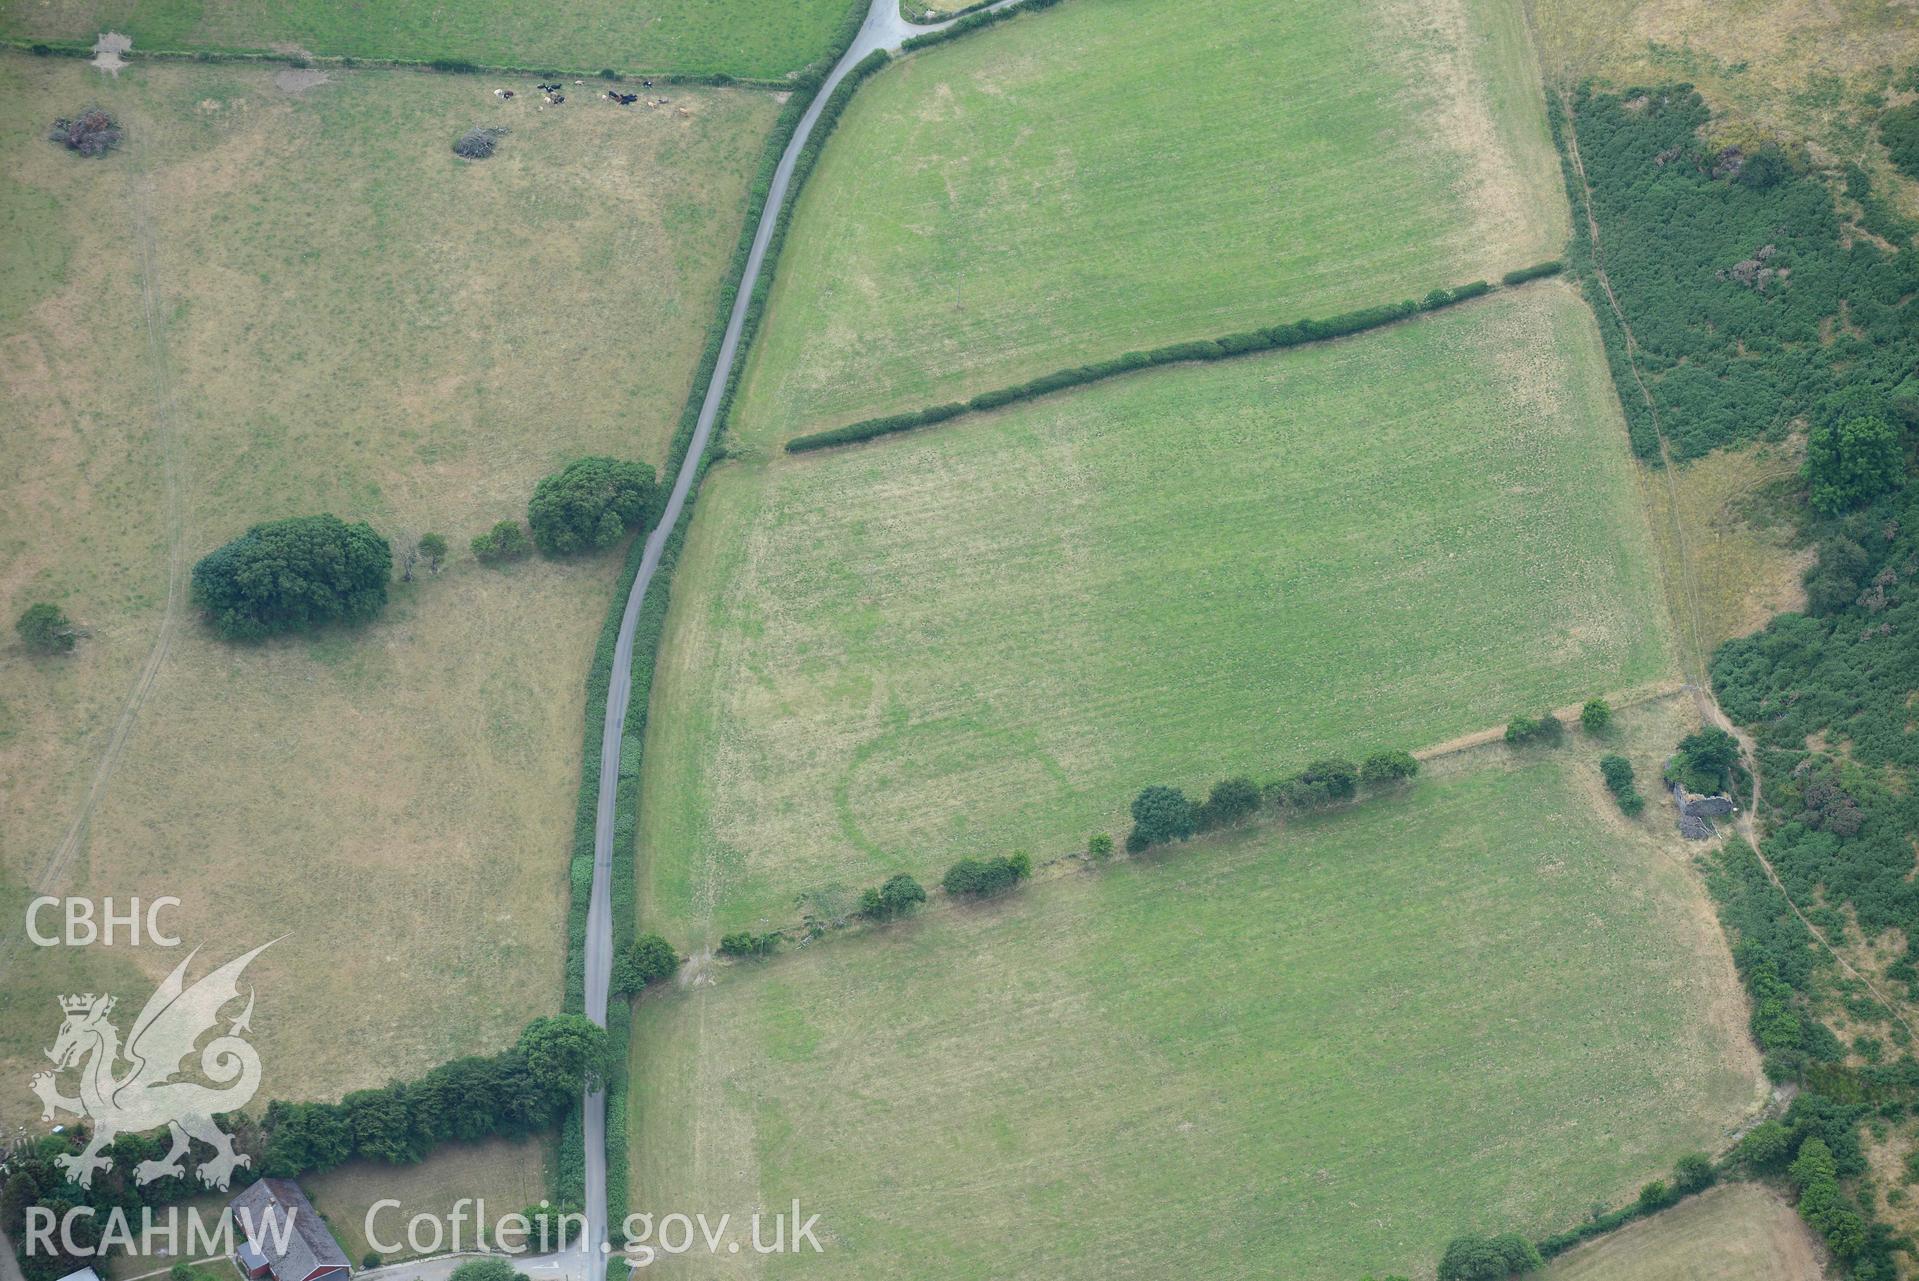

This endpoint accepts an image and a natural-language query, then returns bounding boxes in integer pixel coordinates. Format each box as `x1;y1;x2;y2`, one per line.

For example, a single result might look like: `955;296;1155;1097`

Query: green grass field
0;55;776;1118
0;0;855;79
628;746;1760;1280
727;0;1569;448
1543;1184;1821;1281
637;286;1675;939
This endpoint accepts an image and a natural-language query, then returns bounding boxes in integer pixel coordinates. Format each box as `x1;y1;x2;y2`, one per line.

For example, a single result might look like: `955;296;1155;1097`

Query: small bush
1673;1151;1715;1194
1087;833;1113;860
472;519;533;564
1636;1179;1673;1213
429;58;482;73
453;126;508;160
1265;758;1359;809
1127;785;1198;850
1579;697;1612;733
16;602;77;655
361;1254;382;1271
49;107;121;156
1359;749;1419;785
718;931;778;959
858;873;926;921
1505;714;1565;747
417;532;449;573
942;854;1029;899
1598;754;1646;816
598;68;619;80
1196;776;1260;829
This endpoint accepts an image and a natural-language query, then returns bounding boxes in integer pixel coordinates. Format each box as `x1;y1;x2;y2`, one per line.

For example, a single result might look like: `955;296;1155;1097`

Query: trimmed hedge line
1501;259;1564;286
900;0;1069;51
786;277;1518;453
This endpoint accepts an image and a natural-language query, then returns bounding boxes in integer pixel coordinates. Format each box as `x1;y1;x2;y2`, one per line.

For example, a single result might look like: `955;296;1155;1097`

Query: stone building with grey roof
228;1179;352;1281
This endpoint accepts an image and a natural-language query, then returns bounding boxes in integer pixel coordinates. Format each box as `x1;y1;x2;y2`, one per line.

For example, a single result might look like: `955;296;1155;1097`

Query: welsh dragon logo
31;942;274;1190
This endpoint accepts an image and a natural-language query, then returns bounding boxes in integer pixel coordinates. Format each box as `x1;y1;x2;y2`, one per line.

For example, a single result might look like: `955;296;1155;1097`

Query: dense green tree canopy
15;602;76;654
190;514;391;640
527;457;659;556
517;1014;610;1094
1804;416;1904;515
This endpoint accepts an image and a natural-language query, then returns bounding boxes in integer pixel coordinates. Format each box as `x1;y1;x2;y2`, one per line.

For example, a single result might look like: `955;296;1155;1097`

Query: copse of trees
612;933;681;996
472;519;533;564
527;457;659;556
191;514;391;640
859;873;926;921
1881;101;1919;181
942;853;1031;898
16;602;77;654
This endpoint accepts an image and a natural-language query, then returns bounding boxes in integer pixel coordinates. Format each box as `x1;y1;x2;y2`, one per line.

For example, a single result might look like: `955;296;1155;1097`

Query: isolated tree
1360;750;1419;785
472;520;533;564
517;1014;609;1095
1579;697;1613;734
190;514;391;640
418;533;449;573
15;602;76;654
527;457;658;556
612;933;681;996
1805;416;1903;515
1128;785;1198;849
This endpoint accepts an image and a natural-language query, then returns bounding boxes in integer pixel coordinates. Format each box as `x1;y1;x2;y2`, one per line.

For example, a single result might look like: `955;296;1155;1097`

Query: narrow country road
574;1;1038;1272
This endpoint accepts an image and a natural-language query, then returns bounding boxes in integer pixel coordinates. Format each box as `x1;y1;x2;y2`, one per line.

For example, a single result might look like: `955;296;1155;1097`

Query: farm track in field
4;131;186;966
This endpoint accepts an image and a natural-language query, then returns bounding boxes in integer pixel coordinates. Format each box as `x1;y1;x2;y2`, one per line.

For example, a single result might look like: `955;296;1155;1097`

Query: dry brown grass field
0;53;778;1119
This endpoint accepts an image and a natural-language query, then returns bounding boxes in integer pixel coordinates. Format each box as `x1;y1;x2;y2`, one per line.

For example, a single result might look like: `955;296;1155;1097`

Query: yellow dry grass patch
1543;1183;1821;1280
1634;440;1812;675
0;54;778;1120
306;1134;554;1266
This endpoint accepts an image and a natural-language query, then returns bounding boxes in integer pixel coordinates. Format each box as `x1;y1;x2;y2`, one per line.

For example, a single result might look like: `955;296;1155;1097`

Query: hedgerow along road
575;0;1040;1271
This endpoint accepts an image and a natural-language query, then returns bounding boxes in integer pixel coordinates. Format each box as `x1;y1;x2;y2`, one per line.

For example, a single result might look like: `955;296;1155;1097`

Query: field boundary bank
670;679;1688;962
556;0;1053;1249
783;266;1562;453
